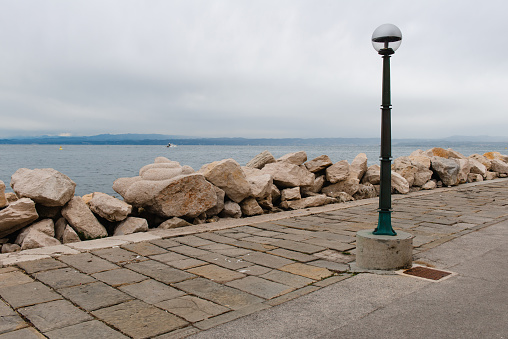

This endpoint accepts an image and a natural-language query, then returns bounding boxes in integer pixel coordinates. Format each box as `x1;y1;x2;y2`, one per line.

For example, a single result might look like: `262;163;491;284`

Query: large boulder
245;151;276;169
240;198;263;216
139;162;181;176
62;196;108;240
140;166;194;181
261;162;314;188
425;147;450;159
302;175;325;196
350;153;368;180
413;170;433;187
483;152;508;163
305;155;333;173
322;178;360;197
112;176;143;197
468;154;492;170
243;168;273;199
361;165;380;185
281;195;335;210
490;159;508;174
201;159;252;203
124;174;218;218
326;160;350;184
469;158;487;177
114;217;149;236
457;159;471;184
277;151;307;166
0;198;39;238
393;157;418;187
0;180;7;208
391;172;410;194
281;187;301;201
409;152;432;171
10;168;76;207
15;219;60;250
430;157;460;186
447;149;466;159
89;192;132;222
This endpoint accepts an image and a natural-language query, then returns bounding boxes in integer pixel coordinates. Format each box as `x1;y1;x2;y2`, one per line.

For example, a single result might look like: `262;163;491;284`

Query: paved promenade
0;179;507;338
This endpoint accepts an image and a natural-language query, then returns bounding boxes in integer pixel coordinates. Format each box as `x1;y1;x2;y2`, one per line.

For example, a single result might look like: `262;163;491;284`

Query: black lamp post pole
374;46;397;236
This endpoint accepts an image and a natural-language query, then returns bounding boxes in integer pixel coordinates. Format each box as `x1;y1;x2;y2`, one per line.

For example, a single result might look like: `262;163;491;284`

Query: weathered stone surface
457;159;471;184
240;198;263;216
469;154;492;170
281;187;301;201
205;186;225;217
413;170;433;187
271;184;281;202
89;192;132;222
0;198;39;238
4;192;18;204
468;173;484;182
430;157;460;186
114;217;149;236
353;183;377;200
201;159;252;203
447;148;466;159
261;162;314;188
141;166;193;181
305;155;333;173
409;153;432;171
422;179;437;190
350;153;368;180
220;201;242;218
485;171;498;180
243;168;273;199
490;159;508;174
16;229;61;250
246;150;276;169
139;162;181;176
18;219;55;241
112;176;142;197
326;160;350;184
469;158;487;177
391;172;410;194
54;217;68;242
154;157;172;163
483;151;508;163
257;194;274;210
393;157;418;187
302;175;325;196
124;174;217;218
62;196;108;240
82;193;93;205
0;180;7;208
281;195;334;210
11;168;76;207
62;225;81;244
425;147;450;158
277;151;307;166
322;178;360;197
1;243;21;253
362;165;380;185
157;217;192;229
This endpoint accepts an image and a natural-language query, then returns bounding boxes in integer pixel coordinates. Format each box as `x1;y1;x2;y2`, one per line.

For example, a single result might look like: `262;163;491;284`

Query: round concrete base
356;230;414;270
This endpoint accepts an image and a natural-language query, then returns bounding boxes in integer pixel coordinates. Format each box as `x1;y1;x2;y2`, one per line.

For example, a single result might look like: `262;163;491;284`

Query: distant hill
0;133;507;146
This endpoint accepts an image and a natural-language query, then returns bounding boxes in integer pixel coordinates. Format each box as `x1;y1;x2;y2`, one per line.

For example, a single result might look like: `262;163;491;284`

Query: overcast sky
1;1;507;139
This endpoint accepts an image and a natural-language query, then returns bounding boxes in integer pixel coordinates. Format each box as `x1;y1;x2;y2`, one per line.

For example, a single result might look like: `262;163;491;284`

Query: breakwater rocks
1;147;507;253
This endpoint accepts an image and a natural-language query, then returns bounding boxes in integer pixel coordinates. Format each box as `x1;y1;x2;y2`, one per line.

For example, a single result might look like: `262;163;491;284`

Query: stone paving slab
0;179;506;337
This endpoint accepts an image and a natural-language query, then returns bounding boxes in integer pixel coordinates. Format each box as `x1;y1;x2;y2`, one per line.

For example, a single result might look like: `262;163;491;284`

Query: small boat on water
166;143;177;148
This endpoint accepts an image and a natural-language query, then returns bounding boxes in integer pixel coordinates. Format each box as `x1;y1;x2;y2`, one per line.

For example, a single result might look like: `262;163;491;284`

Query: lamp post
372;24;402;236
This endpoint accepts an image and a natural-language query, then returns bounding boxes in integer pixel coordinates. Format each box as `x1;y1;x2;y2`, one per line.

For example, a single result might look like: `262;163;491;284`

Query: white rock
277;151;307;166
469;158;487;177
112;176;143;197
141;167;189;181
322;178;360;197
281;187;301;201
154;157;172;163
201;159;252;203
220;201;242;218
409;154;432;171
468;154;492;170
393;157;418;187
261;162;314;188
62;196;108;240
413;170;433;187
10;168;76;207
350;153;368;180
305;155;333;173
326;160;350;184
139;162;181;176
114;217;149;236
240;197;263;216
0;198;39;238
245;150;276;169
89;192;132;222
243;169;273;199
391;172;410;194
490;159;508;174
430;157;460;186
0;180;7;208
361;165;380;185
422;179;437;190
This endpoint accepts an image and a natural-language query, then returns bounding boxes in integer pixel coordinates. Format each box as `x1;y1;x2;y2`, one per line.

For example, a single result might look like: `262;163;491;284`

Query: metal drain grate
402;266;452;281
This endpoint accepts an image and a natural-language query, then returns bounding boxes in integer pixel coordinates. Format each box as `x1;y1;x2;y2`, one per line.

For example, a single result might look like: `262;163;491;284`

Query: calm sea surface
1;144;507;197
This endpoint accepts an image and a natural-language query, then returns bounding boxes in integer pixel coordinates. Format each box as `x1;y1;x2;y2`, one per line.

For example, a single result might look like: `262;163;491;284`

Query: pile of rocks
1;147;507;253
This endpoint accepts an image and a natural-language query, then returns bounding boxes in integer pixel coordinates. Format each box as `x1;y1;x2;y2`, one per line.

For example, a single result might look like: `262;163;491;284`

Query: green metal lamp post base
374;210;397;236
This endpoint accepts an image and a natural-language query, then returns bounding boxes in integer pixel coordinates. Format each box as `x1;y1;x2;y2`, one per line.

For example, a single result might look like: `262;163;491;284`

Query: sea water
1;144;506;197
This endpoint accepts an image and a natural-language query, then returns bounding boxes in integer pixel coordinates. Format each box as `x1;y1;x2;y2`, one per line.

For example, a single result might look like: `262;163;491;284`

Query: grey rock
246;150;276;169
220;201;242;218
0;198;39;238
62;196;108;240
62;225;81;244
431;157;460;186
353;183;377;200
10;168;76;207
